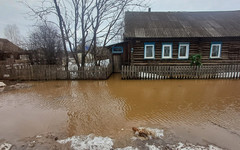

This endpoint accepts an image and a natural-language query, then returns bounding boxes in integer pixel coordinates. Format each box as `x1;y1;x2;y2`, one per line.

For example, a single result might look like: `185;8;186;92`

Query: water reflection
0;74;240;149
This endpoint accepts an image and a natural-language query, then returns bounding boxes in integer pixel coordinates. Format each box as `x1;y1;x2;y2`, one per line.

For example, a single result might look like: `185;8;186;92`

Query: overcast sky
0;0;240;39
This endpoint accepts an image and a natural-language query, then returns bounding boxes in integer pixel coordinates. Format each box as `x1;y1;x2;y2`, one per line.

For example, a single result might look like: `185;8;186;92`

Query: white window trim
162;44;172;59
210;43;221;58
178;43;189;59
144;43;155;59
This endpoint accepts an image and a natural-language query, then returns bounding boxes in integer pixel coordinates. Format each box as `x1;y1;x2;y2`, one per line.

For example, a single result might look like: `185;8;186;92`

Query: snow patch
0;143;12;150
209;145;223;150
57;133;222;150
68;59;110;71
57;134;113;150
176;142;207;150
0;82;6;87
145;128;164;139
145;143;161;150
36;135;42;138
131;136;138;141
3;74;10;78
175;142;223;150
115;146;139;150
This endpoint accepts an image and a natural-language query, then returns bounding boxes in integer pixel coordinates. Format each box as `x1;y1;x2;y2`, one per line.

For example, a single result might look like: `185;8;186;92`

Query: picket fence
0;64;112;80
121;64;240;80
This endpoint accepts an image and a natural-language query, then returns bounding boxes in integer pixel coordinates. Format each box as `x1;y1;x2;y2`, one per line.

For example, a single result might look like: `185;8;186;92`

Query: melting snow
137;127;164;139
115;146;139;150
209;145;223;150
0;82;6;87
175;142;223;150
145;143;161;150
57;134;113;150
57;130;222;150
0;143;12;150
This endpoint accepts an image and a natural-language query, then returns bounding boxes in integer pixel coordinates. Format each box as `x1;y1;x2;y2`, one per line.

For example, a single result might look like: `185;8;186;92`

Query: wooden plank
225;65;229;78
234;64;237;79
122;65;124;79
147;66;149;80
229;65;232;79
151;66;153;80
238;65;240;79
126;65;129;79
216;65;219;79
238;64;240;79
233;64;236;79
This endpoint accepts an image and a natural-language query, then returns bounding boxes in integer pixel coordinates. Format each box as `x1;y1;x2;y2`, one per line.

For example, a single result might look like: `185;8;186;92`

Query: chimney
148;8;151;12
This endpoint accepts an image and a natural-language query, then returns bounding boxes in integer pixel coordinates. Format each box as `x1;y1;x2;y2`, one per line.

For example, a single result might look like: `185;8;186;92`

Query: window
210;42;222;58
162;43;172;59
144;42;155;59
112;46;123;54
178;43;189;59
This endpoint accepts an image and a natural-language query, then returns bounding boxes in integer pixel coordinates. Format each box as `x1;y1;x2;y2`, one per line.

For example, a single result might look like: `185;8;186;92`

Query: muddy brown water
0;74;240;149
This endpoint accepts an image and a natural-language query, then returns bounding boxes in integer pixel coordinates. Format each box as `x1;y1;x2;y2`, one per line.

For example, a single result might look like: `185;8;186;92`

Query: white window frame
210;43;222;59
144;43;155;59
178;43;190;59
162;43;172;59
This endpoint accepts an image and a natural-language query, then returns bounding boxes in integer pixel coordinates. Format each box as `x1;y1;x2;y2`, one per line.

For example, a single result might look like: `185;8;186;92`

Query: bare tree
4;24;22;47
52;0;70;71
28;23;63;65
22;0;146;69
90;0;140;65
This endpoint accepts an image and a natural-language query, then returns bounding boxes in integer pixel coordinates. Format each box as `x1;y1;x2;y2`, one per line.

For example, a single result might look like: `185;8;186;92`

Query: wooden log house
111;10;240;72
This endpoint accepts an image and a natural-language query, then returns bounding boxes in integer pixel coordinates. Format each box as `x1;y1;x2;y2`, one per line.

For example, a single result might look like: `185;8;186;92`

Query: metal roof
124;11;240;38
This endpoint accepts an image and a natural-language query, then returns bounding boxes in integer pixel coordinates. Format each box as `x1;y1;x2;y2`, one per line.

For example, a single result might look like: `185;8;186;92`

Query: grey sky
0;0;240;38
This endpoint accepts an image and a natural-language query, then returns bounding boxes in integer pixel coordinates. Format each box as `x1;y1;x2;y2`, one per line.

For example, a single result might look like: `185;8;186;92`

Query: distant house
111;10;240;71
0;38;30;65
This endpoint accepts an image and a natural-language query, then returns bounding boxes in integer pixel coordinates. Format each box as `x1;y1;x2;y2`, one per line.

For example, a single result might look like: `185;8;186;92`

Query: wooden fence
121;64;240;80
0;64;112;80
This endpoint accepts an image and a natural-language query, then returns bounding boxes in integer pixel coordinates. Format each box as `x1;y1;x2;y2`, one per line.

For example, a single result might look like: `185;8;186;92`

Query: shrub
189;54;202;67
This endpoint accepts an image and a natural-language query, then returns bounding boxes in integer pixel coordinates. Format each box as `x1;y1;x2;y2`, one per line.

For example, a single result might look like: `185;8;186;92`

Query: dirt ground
0;133;70;150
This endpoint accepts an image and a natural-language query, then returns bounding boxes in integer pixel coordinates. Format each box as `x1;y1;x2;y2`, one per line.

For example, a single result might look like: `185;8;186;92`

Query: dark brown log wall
127;37;240;66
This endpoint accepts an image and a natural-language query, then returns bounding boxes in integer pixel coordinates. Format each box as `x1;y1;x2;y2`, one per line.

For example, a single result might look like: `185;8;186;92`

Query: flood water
0;74;240;149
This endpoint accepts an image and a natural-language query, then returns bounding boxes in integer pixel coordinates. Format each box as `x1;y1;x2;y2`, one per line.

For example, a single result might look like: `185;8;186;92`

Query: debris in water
132;127;164;140
0;143;12;150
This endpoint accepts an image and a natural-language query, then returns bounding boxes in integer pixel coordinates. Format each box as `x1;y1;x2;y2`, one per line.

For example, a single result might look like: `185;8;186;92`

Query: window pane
146;46;153;57
164;46;170;57
212;45;219;57
180;46;187;57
